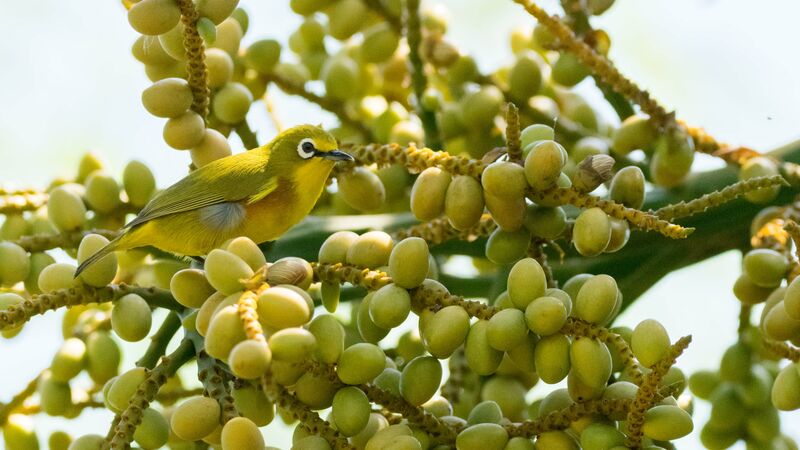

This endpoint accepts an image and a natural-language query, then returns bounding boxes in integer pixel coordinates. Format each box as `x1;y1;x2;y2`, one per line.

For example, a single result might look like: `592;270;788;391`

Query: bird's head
269;125;354;169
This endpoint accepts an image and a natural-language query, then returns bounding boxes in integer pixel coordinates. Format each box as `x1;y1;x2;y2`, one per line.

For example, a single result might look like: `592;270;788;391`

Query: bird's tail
74;236;122;279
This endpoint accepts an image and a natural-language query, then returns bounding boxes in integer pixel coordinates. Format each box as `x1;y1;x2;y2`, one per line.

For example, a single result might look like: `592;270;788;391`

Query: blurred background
1;0;799;448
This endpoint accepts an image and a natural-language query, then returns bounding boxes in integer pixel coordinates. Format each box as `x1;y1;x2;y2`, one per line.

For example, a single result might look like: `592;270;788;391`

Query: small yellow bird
75;125;353;277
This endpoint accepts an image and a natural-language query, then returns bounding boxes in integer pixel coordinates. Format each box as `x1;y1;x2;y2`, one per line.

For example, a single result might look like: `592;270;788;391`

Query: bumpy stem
410;285;497;320
176;0;209;119
190;332;238;424
361;384;458;441
12;229;120;253
237;289;267;342
393;214;497;245
763;340;800;362
505;103;522;163
0;192;48;214
528;238;556;288
561;318;643;385
405;0;441;150
507;398;632;437
338;143;486;178
0;284;181;331
312;262;392;291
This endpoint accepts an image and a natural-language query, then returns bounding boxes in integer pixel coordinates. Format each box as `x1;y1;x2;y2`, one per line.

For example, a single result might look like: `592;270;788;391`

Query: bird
75;124;353;277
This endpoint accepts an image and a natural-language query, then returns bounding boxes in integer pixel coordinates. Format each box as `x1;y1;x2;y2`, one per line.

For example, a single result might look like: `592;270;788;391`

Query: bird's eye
297;139;316;159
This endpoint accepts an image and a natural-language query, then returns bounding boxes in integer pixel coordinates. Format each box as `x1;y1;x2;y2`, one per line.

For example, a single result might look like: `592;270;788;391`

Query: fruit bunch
3;0;800;449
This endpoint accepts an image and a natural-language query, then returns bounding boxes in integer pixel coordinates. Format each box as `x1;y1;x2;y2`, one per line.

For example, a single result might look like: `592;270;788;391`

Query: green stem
235;120;260;150
405;0;441;149
136;311;183;369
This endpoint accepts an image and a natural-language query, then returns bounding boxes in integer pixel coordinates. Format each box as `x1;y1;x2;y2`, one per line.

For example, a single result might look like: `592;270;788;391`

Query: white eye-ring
297;138;316;159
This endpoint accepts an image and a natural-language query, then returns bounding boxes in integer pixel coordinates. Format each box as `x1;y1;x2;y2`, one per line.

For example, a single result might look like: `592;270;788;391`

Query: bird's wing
125;151;277;229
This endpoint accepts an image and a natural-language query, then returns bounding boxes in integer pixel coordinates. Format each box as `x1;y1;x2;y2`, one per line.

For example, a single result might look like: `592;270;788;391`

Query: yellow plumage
75;125;352;276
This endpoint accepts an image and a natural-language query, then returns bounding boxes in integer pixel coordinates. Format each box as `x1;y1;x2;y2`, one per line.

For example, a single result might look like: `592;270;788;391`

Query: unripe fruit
650;131;695;188
204;249;253;294
611;115;654;155
107;367;147;412
574;274;618;324
486;308;528;351
197;0;240;24
205;305;247;360
631;319;671;367
122;160;156;207
465;320;503;376
134;408;169;449
535;334;571;384
743;248;788;288
86;331;120;384
534;431;578;449
445;176;484;230
508;51;542;103
38;371;72;416
361;23;400;63
338;343;386;385
467;400;503;425
205;48;234;88
332;386;371;437
346;231;394;268
740;156;781;204
163;111;206;150
461;86;504;129
524;140;566;191
772;362;800;411
524;205;567;239
128;0;181;35
47;186;86;232
525;296;567;336
50;338;86;382
642;404;694;441
141;78;193;118
308;314;345;364
572;208;611;257
169;269;215;309
734;273;774;305
257;286;312;329
579;422;625;450
388;238;429;289
0;242;29;286
111;294;152;342
482;160;527;198
319;231;359;264
411;167;451;221
229;339;271;379
485;228;529;264
48;431;71;450
76;234;117;287
213;82;252;124
369;283;411;329
213;17;243;55
357;293;389;343
609;166;645;209
232;384;274;427
322;56;361;101
456;423;508;450
569;337;612;389
785;276;800;320
401;356;442;405
338;167;386;212
763;300;800;341
481;376;527;420
171;396;221;441
484;191;526;231
326;0;368;40
422;305;470;358
508;258;546;309
269;328;316;362
719;341;751;383
551;52;591;87
245;39;281;75
84;171;121;213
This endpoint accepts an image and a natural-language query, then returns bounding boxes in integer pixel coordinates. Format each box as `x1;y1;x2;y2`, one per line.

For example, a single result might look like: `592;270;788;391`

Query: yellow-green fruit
213;82;252;124
411;167;452;221
1;214;28;240
572;208;611;257
171;396;221;441
508;51;542;103
204;249;253;294
245;39;281;75
486;308;528;351
47;185;86;232
365;424;414;450
461;85;504;129
688;370;720;400
569;337;612;389
205;305;247;360
132;34;175;65
456;423;509;450
77;234;117;286
574;274;618;324
269;328;316;362
611;115;654;155
191;129;233;168
772;362;800;411
86;331;121;384
346;231;394;268
133;407;169;449
445;176;485;231
369;283;411;329
196;292;225;336
482;160;527;198
602;381;638;420
740;156;781;204
0;242;29;286
467;400;503;425
163;111;206;149
205;48;234;88
3;414;39;450
169;269;215;309
107;367;147;412
338;167;386;212
609;166;645;209
734;274;774;305
520;124;555;150
229;339;271;379
524;205;567;240
338;343;386;385
524;140;566;191
51;337;86;382
361;22;400;63
322;56;361;101
605;218;630;253
144;60;187;81
213;17;243;55
308;314;345;364
374;368;402;397
68;434;106;450
785;276;800;320
123;160;156;207
257;286;311;329
197;0;239;24
141;78;193;118
551;52;591;87
719;341;751;383
358;294;390;343
642;405;693;441
49;431;71;450
294;435;332;450
401;356;442;405
534;431;578;450
650;131;695;188
422;305;470;358
319;231;359;264
535;334;571;384
763;300;800;341
579;422;625;450
631;319;671;367
332;386;371;437
84;171;121;213
465;320;503;376
508;258;546;309
38;371;72;416
326;0;368;40
388;237;429;289
485;192;526;231
128;0;181;35
481;376;527;420
219;417;264;450
743;249;788;288
111;294;152;342
232;384;274;426
485;228;529;264
525;296;568;336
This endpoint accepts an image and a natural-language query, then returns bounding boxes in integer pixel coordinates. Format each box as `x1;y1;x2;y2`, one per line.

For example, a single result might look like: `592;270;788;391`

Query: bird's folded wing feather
125;151;276;229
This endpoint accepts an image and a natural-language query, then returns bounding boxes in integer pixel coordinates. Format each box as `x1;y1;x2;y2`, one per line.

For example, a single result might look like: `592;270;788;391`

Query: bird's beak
317;149;355;161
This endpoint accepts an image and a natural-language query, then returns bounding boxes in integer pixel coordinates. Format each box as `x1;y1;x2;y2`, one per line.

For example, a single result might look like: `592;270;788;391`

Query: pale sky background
1;0;800;448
